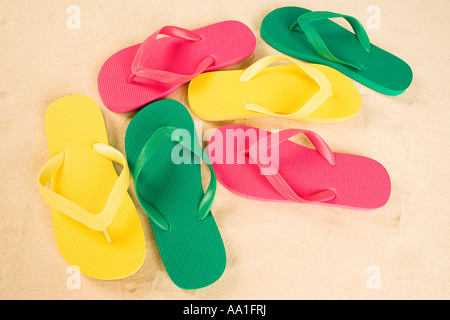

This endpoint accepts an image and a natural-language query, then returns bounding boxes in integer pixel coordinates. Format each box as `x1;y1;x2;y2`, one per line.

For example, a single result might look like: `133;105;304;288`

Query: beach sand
0;0;448;300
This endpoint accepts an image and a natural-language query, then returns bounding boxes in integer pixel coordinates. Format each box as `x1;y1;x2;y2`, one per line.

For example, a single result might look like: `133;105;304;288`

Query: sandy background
0;0;449;300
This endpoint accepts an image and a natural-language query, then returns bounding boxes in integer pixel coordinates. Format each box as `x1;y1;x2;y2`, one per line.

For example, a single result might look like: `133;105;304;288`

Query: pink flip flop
98;21;256;113
208;125;391;210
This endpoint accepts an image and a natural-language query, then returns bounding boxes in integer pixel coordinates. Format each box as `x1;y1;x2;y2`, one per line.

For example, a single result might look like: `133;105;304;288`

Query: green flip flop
125;99;226;290
261;6;413;96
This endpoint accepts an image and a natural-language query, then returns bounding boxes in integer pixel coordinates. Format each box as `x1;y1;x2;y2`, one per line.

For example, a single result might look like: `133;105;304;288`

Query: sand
0;0;449;300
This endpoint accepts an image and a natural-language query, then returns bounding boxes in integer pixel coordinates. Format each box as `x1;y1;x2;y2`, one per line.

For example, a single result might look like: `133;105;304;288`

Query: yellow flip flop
188;55;361;123
38;95;146;280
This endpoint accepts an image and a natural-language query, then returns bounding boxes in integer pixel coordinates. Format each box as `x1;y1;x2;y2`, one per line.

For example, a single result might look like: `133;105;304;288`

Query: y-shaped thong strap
133;126;217;231
243;128;337;203
128;26;216;84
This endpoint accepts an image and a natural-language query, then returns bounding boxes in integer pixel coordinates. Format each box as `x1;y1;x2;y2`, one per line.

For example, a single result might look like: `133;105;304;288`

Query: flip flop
125;99;226;290
260;7;413;96
38;95;146;280
208;125;391;210
98;21;256;113
188;55;361;123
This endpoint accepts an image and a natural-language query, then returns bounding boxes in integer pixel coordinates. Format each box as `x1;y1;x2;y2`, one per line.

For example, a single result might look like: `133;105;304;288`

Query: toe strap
38;143;131;242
